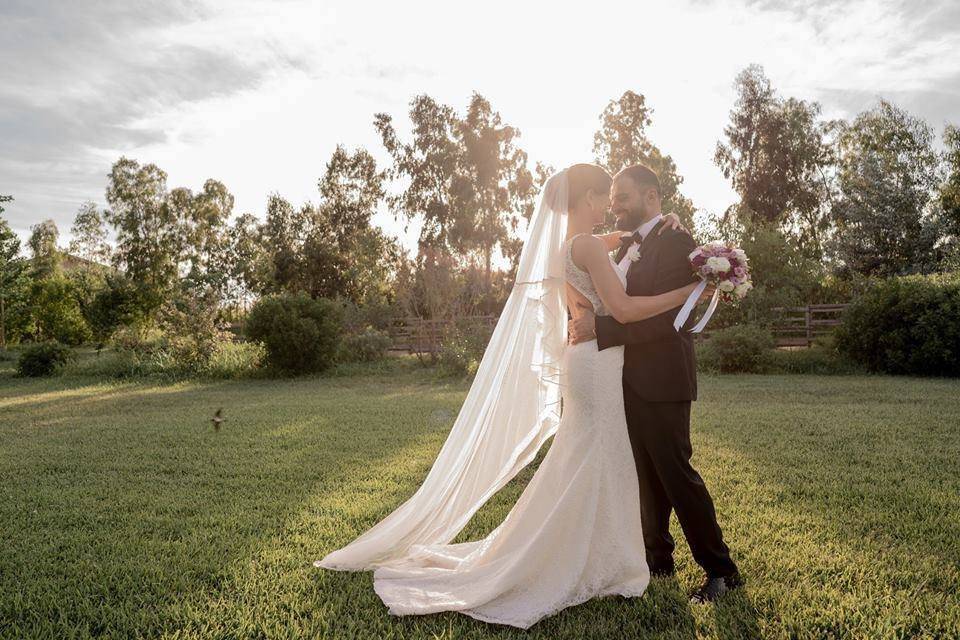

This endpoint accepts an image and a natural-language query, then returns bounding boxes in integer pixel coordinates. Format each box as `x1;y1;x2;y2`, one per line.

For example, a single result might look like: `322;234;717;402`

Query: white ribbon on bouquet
673;279;719;333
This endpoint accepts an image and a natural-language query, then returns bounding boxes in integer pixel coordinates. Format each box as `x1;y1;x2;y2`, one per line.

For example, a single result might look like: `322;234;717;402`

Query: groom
569;164;741;603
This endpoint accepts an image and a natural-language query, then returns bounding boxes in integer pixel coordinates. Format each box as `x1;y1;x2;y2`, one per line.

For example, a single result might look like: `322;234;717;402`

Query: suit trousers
622;382;738;578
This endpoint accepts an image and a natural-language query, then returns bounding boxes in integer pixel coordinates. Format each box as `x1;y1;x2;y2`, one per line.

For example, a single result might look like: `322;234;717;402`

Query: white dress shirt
617;214;663;273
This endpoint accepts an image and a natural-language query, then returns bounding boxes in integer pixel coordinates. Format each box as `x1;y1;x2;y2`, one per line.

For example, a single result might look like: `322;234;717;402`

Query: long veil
317;169;570;570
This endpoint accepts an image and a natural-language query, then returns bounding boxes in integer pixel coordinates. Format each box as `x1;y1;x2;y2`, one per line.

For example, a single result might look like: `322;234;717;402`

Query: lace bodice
564;234;627;316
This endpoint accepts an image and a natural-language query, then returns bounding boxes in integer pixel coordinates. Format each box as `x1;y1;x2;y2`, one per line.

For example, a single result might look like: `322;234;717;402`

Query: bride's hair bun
567;164;612;208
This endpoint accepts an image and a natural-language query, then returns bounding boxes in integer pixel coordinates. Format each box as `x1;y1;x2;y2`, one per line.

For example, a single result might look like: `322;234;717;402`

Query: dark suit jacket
595;220;699;402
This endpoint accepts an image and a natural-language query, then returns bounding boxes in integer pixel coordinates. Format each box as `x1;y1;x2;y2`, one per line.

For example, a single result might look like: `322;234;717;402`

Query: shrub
835;274;960;376
16;341;73;377
437;319;493;377
697;325;774;374
341;326;392;362
245;294;342;374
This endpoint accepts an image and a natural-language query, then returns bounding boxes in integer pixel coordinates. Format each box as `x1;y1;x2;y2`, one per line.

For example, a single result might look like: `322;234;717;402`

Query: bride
316;164;709;629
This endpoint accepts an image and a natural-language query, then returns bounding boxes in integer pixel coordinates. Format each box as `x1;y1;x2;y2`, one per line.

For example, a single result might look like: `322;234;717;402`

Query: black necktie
620;231;643;247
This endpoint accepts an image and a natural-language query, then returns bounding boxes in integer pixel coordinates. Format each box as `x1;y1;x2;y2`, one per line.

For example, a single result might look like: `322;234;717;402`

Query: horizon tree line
1;64;959;347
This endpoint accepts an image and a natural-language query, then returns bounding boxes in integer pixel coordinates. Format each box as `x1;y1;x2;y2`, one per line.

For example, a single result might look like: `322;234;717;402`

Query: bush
437;319;493;377
341;326;392;362
16;341;73;377
835;274;960;376
697;325;774;374
245;294;342;374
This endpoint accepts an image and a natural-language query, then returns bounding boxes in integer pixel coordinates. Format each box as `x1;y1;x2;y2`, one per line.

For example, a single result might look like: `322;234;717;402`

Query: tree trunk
0;295;5;349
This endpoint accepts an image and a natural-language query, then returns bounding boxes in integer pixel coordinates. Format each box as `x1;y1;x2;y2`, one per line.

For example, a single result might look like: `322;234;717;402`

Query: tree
28;276;91;345
68;201;112;264
594;90;696;229
714;65;837;256
829;100;941;277
453;94;537;285
376;95;461;252
169;178;234;292
0;215;29;347
376;93;537;285
252;147;403;305
28;219;61;278
104;157;179;318
938;124;960;267
223;212;267;309
85;274;143;349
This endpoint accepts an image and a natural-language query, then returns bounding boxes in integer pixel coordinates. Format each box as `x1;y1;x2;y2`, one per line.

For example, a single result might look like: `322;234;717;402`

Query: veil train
317;170;571;570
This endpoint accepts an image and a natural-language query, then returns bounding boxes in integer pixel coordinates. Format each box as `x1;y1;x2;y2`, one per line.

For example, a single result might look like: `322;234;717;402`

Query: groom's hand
568;307;596;345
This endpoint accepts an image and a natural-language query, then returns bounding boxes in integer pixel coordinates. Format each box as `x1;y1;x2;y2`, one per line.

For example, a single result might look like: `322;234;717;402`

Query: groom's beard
614;207;646;232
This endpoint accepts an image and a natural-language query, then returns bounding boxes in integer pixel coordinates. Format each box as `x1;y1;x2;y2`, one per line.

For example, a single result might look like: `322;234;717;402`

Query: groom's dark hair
615;164;661;197
567;163;612;207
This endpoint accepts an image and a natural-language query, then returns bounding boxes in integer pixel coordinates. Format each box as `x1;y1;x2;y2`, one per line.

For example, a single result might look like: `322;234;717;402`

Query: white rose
733;249;747;261
734;282;752;297
719;280;735;293
706;256;731;272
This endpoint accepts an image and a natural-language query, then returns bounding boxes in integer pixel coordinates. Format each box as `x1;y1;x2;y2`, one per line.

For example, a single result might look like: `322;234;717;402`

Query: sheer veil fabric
317;170;571;570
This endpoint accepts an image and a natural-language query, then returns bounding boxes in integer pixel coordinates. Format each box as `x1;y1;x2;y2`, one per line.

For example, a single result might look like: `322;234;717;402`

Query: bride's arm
595;213;688;251
571;235;699;324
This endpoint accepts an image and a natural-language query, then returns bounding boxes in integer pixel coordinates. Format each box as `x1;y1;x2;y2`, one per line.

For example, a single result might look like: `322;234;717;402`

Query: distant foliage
836;275;960;376
245;294;342;374
698;325;774;374
17;341;72;377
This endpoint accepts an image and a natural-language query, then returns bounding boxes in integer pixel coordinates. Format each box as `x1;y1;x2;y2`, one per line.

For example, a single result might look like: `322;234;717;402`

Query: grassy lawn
1;365;959;639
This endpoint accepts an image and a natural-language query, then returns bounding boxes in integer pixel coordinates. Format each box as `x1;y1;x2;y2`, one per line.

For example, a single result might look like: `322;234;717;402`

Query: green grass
1;367;959;639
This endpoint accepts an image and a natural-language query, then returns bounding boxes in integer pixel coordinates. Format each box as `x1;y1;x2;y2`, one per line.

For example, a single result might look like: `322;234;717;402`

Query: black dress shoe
689;572;743;603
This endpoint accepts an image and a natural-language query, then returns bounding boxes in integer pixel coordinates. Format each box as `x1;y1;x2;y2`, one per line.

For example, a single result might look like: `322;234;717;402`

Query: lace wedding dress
371;235;649;629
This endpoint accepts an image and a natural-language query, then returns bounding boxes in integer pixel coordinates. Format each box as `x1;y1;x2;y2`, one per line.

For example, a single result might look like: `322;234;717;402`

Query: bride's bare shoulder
570;234;607;268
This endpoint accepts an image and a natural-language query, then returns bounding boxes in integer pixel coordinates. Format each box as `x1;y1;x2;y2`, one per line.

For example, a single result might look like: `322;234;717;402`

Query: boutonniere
630;251;642;262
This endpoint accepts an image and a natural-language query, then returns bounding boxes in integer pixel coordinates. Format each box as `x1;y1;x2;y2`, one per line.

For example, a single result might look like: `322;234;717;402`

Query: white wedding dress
371;235;649;628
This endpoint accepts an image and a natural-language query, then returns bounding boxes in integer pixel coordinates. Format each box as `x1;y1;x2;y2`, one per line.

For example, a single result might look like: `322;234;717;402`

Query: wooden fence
388;315;498;355
389;304;850;353
770;304;849;347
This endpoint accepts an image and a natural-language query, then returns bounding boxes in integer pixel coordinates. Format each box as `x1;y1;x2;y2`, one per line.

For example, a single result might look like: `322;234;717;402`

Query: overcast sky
2;0;959;250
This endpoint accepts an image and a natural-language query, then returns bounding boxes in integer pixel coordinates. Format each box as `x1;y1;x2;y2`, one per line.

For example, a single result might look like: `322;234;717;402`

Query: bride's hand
657;212;688;236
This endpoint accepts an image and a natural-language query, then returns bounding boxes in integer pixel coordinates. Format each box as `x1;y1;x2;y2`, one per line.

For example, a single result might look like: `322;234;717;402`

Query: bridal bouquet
673;242;752;333
689;242;753;302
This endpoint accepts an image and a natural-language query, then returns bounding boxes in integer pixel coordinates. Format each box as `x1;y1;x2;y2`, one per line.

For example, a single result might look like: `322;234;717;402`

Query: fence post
805;306;812;346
